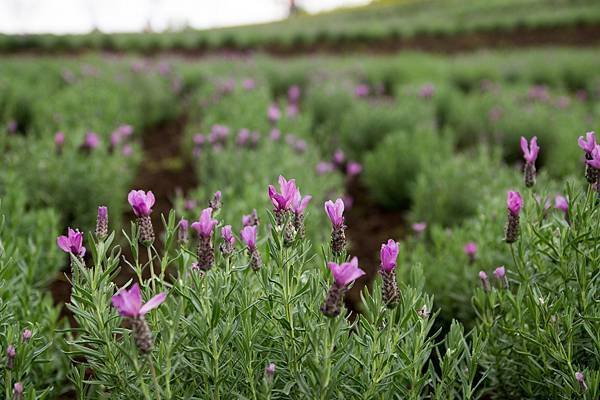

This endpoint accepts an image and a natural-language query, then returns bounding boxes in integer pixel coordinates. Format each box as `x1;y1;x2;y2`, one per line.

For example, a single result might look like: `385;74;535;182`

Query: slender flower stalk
220;225;236;256
191;208;218;271
321;257;366;317
95;206;108;241
241;226;261;271
178;218;189;245
111;283;166;354
578;131;597;184
505;191;522;243
128;190;155;246
324;199;346;256
464;242;477;264
380;240;400;308
520;136;539;188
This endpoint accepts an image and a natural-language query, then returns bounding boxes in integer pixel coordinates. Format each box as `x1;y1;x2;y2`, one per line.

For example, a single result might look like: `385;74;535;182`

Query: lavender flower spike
520;136;539;187
268;175;297;225
54;132;65;154
95;206;108;241
13;382;23;400
321;257;366;317
209;190;222;211
191;208;218;271
178;218;189;245
128;190;155;246
241;225;261;271
111;283;166;354
220;225;236;256
479;271;490;292
325;199;346;256
464;242;477;264
505;191;522;243
242;209;260;227
380;240;400;308
575;371;588;392
57;228;86;258
6;345;16;369
493;266;509;288
579;132;598;184
291;190;312;239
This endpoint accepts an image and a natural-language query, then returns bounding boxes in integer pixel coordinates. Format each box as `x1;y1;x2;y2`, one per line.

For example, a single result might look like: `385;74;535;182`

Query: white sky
0;0;371;34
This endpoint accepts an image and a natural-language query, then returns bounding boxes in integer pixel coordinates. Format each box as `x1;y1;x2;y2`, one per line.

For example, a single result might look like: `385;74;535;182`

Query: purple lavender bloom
193;134;206;147
333;149;345;166
268;176;297;212
95;206;108;240
21;329;32;342
118;124;134;137
324;199;344;229
13;382;23;399
221;225;235;245
575;371;588;391
270;128;281;141
292;191;312;216
55;132;65;154
57;228;86;257
293;139;307;153
328;257;366;287
237;129;250;146
528;85;550;102
128;190;155;217
191;208;218;238
316;161;334;175
267;104;281;123
418;83;435;99
354;84;370;98
288;85;301;103
287;103;299;118
178;218;189;244
241;225;257;250
111;283;166;318
578;131;596;154
346;161;362;177
464;242;477;263
493;266;506;280
586;145;600;169
122;144;133;157
507;191;523;216
412;222;427;234
6;345;15;369
184;199;197;211
521;137;540;164
265;362;276;380
380;240;399;273
242;78;255;90
242;209;259;227
555;195;568;213
479;271;490;291
82;132;100;150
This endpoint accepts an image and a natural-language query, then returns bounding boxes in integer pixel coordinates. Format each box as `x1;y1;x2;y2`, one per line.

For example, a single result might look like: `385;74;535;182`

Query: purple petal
139;292;167;316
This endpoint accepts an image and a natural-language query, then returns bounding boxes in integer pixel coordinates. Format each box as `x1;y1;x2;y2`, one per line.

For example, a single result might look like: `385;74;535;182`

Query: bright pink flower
111;283;166;318
128;190;155;217
507;191;523;216
555;195;568;213
221;225;235;245
83;132;100;149
464;242;477;257
193;134;206;146
292;190;312;215
327;257;366;287
268;176;297;211
520;136;539;164
380;239;399;272
354;84;370;98
586;145;600;169
578;131;596;154
57;228;86;257
191;208;218;237
241;225;257;249
54;132;65;146
346;162;362;177
324;199;344;229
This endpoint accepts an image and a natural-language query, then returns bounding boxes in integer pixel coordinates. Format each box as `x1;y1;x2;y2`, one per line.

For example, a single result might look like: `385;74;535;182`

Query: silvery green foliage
474;183;599;399
65;208;484;399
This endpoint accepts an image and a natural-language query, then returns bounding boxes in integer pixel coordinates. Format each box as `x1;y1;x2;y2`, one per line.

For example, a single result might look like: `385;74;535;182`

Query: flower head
267;104;281;122
111;283;166;318
83;132;100;149
324;199;344;229
242;209;259;227
316;161;334;175
241;225;257;250
288;85;301;103
586;145;600;169
54;131;65;146
555;195;568;213
520;136;539;164
221;225;235;245
333;149;345;166
327;257;366;287
380;239;399;272
346;162;362;177
412;222;427;234
128;190;155;217
265;362;276;377
191;208;218;238
268;176;297;211
507;191;523;216
57;228;86;257
493;266;506;280
21;329;32;342
270;128;281;141
354;84;369;98
577;131;596;154
291;190;312;216
464;242;477;257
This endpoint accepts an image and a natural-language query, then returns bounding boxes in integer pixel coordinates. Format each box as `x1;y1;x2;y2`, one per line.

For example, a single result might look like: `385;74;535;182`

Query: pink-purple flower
316;161;334;175
507;191;523;216
578;131;596;154
380;239;399;272
346;161;362;177
327;257;366;287
268;176;297;211
267;104;281;123
128;190;155;217
324;199;344;229
111;283;166;318
520;136;539;164
493;266;506;280
241;225;257;250
221;225;235;245
586;145;600;169
57;228;86;257
464;242;477;257
292;190;312;216
191;208;218;238
412;222;427;234
555;195;568;213
82;132;100;150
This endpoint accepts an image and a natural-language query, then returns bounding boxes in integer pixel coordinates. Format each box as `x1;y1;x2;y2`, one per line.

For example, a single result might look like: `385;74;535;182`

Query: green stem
147;246;156;291
149;356;162;399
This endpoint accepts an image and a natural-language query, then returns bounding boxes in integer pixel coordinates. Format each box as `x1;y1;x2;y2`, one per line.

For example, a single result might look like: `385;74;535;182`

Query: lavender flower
111;283;166;354
128;190;155;246
6;345;16;369
57;228;86;258
267;104;281;124
81;132;100;152
412;222;427;236
270;128;281;141
505;191;522;243
268;176;297;225
288;85;301;103
237;129;250;146
13;382;23;400
380;239;400;308
464;242;477;264
209;190;222;211
95;206;108;241
578;132;598;184
494;266;508;288
324;199;346;256
418;83;435;99
54;132;65;154
220;225;236;256
555;195;568;214
241;226;261;271
332;149;345;167
291;190;311;239
192;208;218;271
21;329;32;343
242;78;255;90
242;209;260;227
521;136;539;187
178;218;189;245
265;362;276;382
354;84;370;98
321;257;366;317
575;371;588;392
316;161;334;175
479;271;490;292
346;161;362;177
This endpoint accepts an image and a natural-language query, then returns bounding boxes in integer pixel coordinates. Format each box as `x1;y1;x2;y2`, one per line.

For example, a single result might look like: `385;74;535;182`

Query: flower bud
21;329;32;343
575;371;588;392
13;382;23;400
6;344;16;369
479;271;490;292
95;206;108;241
